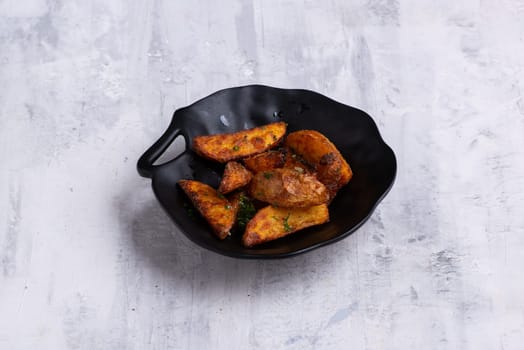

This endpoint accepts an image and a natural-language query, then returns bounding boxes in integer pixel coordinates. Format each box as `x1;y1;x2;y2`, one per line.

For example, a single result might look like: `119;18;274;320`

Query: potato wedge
285;130;352;199
243;148;313;174
242;150;286;173
218;161;253;194
178;180;239;239
242;204;329;247
249;168;329;207
192;122;287;163
281;148;314;174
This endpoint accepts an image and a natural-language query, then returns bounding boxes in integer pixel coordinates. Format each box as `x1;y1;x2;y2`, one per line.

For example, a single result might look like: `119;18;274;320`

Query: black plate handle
137;117;183;178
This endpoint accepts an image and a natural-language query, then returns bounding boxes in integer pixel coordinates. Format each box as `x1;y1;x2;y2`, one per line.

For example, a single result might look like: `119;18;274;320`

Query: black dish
137;85;396;259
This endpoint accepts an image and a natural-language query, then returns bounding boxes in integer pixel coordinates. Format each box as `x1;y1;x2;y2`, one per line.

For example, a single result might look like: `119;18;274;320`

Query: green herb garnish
232;145;240;151
263;172;273;179
236;193;256;230
225;204;232;210
283;213;292;232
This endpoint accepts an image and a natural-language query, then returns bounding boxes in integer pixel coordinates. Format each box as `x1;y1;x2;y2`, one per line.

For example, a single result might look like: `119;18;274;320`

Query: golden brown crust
242;150;286;173
249;168;329;208
178;180;238;239
192;122;287;163
285;130;352;199
185;126;350;245
281;148;314;174
218;161;253;194
242;204;329;247
243;148;313;174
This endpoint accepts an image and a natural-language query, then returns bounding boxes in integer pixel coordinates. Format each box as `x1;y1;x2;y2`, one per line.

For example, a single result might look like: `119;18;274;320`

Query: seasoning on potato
285;130;352;199
182;122;352;247
249;168;329;208
243;150;286;173
218;161;253;194
242;204;329;247
178;180;240;239
192;122;287;163
281;148;314;174
243;148;313;174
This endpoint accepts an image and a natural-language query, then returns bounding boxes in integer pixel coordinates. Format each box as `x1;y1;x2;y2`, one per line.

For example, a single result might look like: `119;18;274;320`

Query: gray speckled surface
1;1;524;349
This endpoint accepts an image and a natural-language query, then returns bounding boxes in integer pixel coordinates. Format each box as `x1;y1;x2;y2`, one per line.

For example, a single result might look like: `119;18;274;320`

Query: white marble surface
1;0;524;349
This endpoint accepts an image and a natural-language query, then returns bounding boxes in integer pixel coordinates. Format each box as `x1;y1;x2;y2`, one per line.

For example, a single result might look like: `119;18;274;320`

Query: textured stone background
1;0;524;349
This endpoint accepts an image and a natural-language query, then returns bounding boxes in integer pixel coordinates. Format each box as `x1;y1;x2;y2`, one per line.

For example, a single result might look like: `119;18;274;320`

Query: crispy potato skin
178;180;238;239
285;130;352;198
249;168;329;207
242;204;329;247
218;161;253;194
243;148;313;174
192;122;287;163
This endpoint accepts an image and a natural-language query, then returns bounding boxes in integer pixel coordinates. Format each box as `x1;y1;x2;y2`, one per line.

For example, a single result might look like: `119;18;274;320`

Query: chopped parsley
236;193;256;230
283;213;292;232
263;172;273;179
271;213;293;231
225;204;232;210
232;145;240;151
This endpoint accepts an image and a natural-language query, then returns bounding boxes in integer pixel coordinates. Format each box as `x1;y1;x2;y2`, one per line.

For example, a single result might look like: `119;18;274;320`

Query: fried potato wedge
243;148;313;174
242;204;329;247
281;148;314;174
243;150;286;173
249;168;329;207
178;180;239;239
285;130;352;199
192;122;287;163
218;161;253;194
